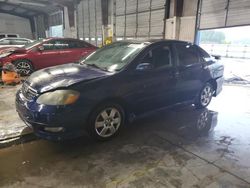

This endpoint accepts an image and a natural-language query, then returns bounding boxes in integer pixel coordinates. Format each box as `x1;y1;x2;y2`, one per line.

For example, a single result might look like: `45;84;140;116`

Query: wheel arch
88;97;130;123
206;79;217;96
12;58;34;68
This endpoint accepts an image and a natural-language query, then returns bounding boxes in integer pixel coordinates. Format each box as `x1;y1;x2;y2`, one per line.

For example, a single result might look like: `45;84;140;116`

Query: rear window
78;41;91;48
197;46;211;58
0;35;5;39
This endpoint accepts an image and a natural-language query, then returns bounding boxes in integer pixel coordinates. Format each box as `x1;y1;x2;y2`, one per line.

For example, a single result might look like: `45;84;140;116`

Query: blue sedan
16;40;224;141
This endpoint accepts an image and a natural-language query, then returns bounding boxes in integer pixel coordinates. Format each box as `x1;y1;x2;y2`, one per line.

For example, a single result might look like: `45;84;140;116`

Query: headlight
37;90;80;105
0;52;11;58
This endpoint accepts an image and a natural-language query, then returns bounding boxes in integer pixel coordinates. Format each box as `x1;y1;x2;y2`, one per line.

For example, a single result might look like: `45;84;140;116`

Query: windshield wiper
86;64;108;71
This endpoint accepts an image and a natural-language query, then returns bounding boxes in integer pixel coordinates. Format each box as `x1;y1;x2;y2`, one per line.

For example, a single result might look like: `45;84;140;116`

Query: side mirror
211;54;221;60
136;63;153;71
38;45;44;51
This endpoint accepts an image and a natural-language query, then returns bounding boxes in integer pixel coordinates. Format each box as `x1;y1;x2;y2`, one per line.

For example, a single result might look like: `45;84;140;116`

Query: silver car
0;38;33;48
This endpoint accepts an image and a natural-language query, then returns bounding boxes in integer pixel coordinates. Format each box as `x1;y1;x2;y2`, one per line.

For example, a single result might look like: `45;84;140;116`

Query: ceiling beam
0;9;32;19
0;2;49;15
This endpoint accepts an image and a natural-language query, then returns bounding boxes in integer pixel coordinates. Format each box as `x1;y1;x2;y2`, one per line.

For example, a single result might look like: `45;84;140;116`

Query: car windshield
24;39;45;50
81;42;147;72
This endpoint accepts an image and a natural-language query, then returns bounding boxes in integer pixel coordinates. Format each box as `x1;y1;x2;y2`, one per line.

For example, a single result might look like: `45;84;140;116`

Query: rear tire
87;103;125;141
13;59;34;76
195;83;214;109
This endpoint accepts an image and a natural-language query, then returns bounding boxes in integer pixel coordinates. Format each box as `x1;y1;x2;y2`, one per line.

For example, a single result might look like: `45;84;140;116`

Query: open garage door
77;0;103;47
114;0;166;40
198;0;250;30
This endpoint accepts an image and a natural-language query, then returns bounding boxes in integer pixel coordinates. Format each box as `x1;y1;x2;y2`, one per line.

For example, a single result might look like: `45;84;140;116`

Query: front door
129;44;177;115
32;39;64;69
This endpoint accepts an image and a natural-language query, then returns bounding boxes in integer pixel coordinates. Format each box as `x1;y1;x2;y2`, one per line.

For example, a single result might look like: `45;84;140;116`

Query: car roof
116;39;193;45
0;37;31;40
46;37;83;40
0;33;19;35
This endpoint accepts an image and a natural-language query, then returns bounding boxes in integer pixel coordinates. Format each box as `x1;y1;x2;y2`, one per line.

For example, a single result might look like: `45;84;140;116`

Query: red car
0;38;97;75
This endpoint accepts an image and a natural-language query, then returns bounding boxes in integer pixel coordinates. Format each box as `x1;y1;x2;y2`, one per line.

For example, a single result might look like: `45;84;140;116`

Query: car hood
26;63;110;93
0;47;19;54
0;47;27;55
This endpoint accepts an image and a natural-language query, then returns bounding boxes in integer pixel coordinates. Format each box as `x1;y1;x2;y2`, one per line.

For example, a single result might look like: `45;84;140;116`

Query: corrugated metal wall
114;0;166;40
0;13;33;39
35;15;46;38
198;0;250;30
227;0;250;27
49;11;63;27
77;0;168;43
77;0;103;46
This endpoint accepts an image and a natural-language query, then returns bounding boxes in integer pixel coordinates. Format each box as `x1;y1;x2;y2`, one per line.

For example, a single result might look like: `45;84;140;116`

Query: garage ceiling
0;0;76;18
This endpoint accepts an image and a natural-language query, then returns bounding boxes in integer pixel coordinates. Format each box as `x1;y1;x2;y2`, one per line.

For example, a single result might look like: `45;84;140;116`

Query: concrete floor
0;85;29;142
221;58;250;85
0;85;250;187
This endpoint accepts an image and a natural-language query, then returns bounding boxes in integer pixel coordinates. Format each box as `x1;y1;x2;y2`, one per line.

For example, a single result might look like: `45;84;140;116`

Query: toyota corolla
16;40;224;141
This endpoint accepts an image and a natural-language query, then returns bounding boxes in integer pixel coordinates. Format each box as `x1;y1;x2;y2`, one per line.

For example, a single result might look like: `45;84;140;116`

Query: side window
175;43;200;66
43;40;69;50
54;40;69;49
7;34;18;38
66;41;91;48
67;40;81;48
0;39;10;45
43;40;56;50
142;45;172;69
78;41;90;48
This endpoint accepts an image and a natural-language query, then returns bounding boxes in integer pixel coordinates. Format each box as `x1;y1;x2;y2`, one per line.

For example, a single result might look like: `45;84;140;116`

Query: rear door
174;43;204;103
76;40;97;59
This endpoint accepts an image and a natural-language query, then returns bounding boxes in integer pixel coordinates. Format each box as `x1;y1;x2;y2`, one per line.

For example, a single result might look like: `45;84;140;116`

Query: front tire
195;83;214;109
87;103;125;141
13;59;34;76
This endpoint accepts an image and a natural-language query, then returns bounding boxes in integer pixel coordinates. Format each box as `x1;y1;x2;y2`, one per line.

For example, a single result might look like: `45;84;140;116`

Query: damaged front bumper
15;89;88;141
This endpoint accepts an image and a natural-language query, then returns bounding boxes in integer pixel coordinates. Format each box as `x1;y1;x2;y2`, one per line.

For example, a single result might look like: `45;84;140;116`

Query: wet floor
0;85;30;141
0;85;250;187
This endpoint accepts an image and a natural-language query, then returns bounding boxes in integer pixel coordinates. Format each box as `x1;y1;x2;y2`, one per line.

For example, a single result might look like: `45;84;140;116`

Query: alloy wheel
196;110;209;130
16;61;32;75
95;107;122;138
200;85;213;106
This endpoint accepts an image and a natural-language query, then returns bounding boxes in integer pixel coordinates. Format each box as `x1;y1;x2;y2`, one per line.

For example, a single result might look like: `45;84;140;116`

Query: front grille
22;83;38;100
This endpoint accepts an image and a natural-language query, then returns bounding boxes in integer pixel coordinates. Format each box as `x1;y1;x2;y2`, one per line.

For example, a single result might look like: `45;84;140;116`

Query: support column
165;0;182;40
63;5;77;38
